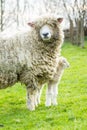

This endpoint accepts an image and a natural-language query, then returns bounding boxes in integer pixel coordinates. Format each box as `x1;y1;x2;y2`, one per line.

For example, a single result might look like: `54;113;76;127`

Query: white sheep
0;15;64;111
35;56;69;107
46;56;70;107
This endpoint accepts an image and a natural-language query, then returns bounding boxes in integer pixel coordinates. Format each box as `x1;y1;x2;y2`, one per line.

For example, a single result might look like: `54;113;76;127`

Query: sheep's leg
37;86;43;104
36;88;41;105
45;83;53;107
34;89;40;107
51;82;58;106
35;86;43;106
26;87;37;111
34;90;38;107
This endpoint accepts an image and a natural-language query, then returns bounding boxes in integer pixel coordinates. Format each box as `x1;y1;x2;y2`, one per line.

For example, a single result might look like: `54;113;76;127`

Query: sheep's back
0;32;32;88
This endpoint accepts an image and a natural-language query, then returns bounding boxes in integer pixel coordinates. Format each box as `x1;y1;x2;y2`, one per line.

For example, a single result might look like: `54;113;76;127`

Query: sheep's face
59;57;70;69
40;24;54;42
28;17;63;43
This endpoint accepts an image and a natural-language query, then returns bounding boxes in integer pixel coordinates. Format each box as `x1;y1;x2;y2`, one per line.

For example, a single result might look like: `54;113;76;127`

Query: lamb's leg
26;87;37;111
45;82;53;107
51;82;58;106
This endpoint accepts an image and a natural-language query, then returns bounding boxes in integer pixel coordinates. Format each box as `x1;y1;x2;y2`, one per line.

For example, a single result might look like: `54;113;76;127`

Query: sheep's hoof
37;99;40;105
35;102;38;107
34;99;39;107
27;101;35;111
52;102;58;106
27;105;35;111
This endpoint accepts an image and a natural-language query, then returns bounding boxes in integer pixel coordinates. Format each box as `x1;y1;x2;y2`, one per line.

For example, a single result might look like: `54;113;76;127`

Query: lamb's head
59;57;70;69
28;15;64;44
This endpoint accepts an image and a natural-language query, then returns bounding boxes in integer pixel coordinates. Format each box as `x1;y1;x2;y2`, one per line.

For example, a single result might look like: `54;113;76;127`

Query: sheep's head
28;16;63;43
59;57;70;69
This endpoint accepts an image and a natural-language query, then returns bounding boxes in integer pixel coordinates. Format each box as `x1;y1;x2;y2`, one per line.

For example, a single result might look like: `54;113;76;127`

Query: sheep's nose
43;33;49;37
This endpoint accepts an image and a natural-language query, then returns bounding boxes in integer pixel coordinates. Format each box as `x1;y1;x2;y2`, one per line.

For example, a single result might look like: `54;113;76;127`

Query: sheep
35;56;70;107
46;56;70;107
0;15;64;111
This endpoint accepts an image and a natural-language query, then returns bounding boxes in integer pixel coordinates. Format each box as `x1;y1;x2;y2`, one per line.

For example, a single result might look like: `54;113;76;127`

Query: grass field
0;40;87;130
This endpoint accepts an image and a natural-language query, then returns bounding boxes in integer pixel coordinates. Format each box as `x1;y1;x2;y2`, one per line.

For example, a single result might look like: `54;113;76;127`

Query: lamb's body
46;57;70;106
0;15;64;110
35;57;70;107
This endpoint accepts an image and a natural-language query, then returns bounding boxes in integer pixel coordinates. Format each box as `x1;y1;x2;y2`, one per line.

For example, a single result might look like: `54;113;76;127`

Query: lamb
0;15;64;111
46;56;70;107
35;56;70;107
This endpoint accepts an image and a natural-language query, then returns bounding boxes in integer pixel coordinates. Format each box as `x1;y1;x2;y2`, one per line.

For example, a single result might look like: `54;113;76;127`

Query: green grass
0;40;87;130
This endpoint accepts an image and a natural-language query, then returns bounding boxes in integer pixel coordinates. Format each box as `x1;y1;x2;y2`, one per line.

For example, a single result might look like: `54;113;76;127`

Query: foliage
0;40;87;130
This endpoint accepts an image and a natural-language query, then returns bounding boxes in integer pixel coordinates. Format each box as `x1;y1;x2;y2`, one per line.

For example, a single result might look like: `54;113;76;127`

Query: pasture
0;40;87;130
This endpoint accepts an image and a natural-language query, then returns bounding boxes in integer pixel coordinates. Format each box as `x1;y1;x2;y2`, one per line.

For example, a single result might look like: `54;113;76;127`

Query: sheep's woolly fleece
0;15;64;91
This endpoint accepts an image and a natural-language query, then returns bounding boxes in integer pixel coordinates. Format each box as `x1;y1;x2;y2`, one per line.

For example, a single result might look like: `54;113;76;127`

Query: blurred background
0;1;87;129
0;0;87;47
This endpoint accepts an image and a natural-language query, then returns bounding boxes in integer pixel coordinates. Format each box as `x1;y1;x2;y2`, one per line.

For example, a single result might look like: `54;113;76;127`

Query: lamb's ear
57;18;63;23
27;22;35;27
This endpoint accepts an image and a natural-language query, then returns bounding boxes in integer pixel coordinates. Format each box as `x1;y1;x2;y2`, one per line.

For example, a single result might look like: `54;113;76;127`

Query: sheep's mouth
41;37;58;44
42;37;51;42
39;34;58;43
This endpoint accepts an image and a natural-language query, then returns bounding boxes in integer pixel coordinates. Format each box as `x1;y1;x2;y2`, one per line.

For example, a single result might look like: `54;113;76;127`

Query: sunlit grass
0;40;87;130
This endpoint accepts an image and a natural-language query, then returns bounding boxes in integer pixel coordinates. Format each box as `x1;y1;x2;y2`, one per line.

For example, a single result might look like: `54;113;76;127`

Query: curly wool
0;15;64;89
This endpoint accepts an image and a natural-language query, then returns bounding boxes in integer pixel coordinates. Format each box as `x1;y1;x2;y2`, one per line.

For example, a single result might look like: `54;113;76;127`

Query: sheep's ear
27;22;35;27
57;18;63;23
